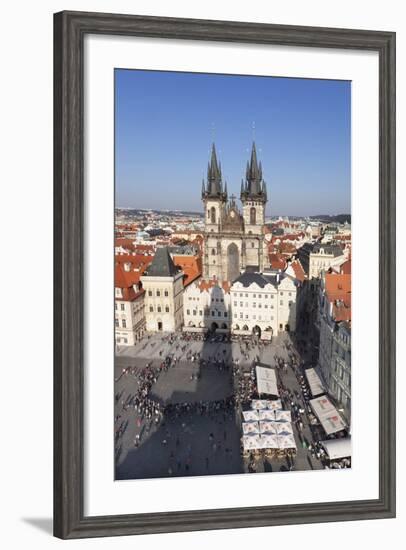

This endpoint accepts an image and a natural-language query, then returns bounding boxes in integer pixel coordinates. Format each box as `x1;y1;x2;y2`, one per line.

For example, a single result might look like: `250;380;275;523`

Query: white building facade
183;279;231;331
141;247;184;332
230;272;298;338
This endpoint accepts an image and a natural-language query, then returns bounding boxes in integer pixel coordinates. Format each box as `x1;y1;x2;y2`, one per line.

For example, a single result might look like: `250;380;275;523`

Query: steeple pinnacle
240;141;267;203
202;143;227;200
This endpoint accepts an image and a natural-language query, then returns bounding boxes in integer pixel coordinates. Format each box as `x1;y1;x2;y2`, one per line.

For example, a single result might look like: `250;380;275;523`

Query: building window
224;312;228;317
115;319;119;327
122;319;126;328
240;302;243;307
234;301;237;306
210;206;216;224
280;301;283;306
187;309;190;315
120;303;125;311
157;306;161;312
164;290;168;297
193;310;196;315
218;312;221;317
251;242;255;248
115;303;117;310
156;290;160;297
148;290;152;296
250;207;256;225
123;338;127;344
149;306;153;312
199;310;203;316
253;303;256;308
211;249;216;255
166;306;170;313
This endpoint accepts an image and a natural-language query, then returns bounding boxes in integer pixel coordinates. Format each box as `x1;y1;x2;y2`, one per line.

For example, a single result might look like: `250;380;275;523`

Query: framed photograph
54;11;396;539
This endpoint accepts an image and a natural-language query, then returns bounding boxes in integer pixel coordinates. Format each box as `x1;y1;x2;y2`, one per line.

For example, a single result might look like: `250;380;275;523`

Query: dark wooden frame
54;10;396;539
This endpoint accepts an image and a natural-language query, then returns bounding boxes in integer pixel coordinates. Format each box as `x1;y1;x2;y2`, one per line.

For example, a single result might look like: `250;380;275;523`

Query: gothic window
250;207;256;225
210;206;216;224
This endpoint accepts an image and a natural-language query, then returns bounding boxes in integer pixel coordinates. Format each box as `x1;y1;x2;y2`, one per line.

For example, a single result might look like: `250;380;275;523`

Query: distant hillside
309;214;351;224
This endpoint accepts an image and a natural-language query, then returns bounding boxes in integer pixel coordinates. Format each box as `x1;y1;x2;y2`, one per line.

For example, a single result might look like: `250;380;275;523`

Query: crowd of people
115;331;350;476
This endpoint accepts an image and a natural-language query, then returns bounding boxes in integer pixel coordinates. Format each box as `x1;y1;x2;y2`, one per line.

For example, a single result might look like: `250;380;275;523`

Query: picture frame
54;10;396;539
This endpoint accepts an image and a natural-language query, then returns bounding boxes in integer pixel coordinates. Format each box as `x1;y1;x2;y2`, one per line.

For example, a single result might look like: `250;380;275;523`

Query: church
201;142;269;282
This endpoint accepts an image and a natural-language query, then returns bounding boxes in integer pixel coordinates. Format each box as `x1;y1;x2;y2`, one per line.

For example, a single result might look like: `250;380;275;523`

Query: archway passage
227;242;240;282
211;322;218;332
252;325;261;338
157;321;163;331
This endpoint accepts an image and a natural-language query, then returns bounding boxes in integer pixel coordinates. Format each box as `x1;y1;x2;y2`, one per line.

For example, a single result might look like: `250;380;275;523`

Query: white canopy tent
275;409;292;423
242;410;260;422
242;434;262;450
256;365;279;397
305;368;325;397
260;434;279;449
276;422;294;435
259;421;277;434
242;421;260;435
251;399;269;410
319;414;347;435
267;399;283;410
258;409;275;421
309;396;347;435
321;438;351;460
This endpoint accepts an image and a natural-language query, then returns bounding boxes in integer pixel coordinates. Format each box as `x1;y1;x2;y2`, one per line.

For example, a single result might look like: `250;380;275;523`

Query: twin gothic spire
201;142;267;203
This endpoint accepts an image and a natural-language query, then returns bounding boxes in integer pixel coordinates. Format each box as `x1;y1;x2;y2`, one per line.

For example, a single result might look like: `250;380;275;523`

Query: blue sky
115;69;350;216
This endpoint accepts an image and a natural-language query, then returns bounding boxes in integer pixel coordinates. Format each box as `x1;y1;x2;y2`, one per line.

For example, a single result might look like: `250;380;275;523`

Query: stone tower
240;142;268;271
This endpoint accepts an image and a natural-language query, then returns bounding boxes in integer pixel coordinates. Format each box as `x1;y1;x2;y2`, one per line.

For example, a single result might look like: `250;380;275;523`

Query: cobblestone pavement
115;332;324;480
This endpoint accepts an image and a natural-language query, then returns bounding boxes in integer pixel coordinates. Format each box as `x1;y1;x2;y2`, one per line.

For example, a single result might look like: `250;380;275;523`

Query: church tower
240;142;268;271
202;144;227;279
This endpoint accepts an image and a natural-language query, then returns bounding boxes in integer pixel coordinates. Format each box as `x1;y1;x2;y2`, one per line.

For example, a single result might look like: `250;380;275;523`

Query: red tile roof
339;259;352;275
290;259;306;282
197;279;231;293
173;255;202;287
325;272;351;323
269;253;287;271
115;263;145;302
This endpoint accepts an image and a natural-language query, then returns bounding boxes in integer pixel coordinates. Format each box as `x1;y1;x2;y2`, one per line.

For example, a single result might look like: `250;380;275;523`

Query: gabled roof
197;278;231;293
144;247;179;277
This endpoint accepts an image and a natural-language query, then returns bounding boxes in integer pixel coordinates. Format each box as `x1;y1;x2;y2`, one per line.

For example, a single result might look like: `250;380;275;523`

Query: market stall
305;368;325;397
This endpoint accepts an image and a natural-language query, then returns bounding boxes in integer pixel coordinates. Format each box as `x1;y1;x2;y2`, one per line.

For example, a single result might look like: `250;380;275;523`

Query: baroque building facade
202;143;269;282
